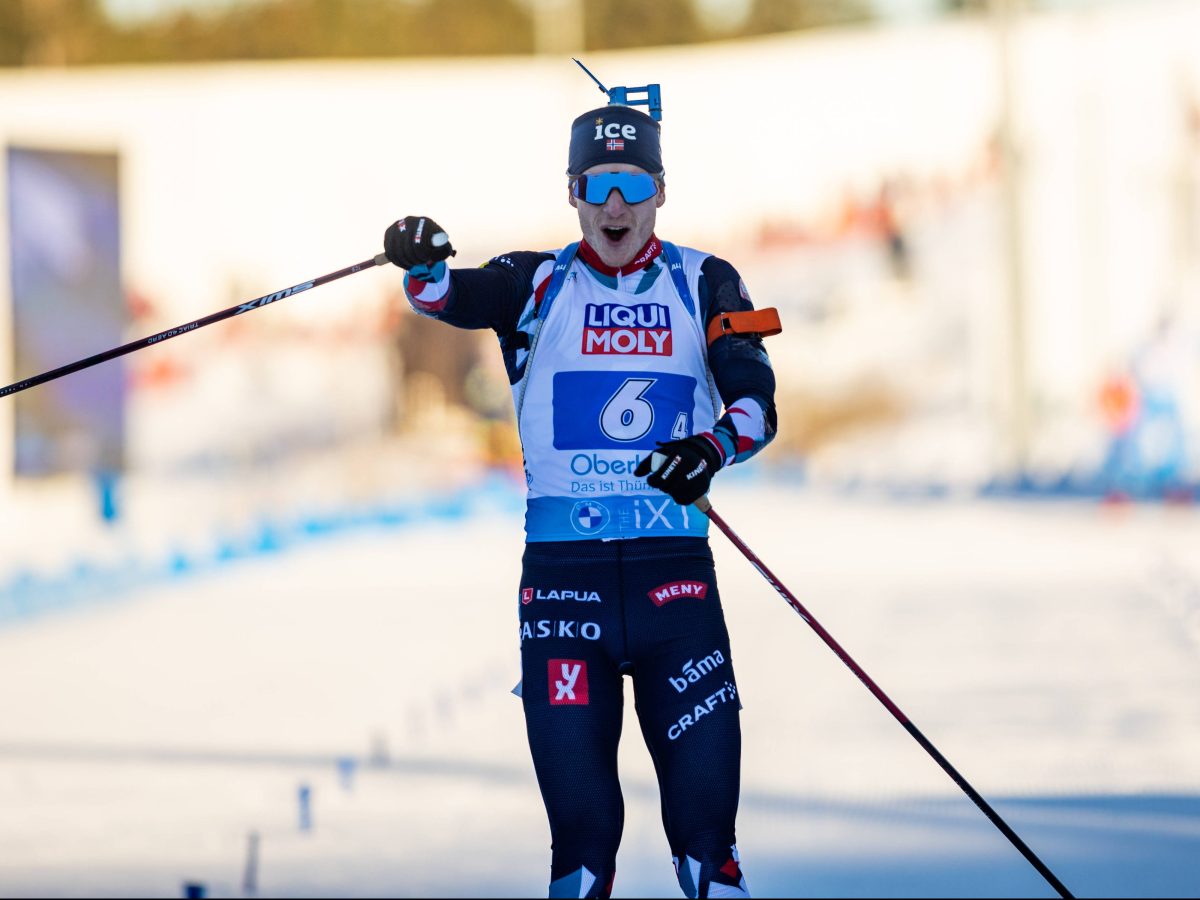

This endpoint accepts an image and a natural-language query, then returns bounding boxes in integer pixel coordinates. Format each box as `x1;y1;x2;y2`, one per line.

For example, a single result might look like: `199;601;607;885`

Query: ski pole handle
648;450;713;512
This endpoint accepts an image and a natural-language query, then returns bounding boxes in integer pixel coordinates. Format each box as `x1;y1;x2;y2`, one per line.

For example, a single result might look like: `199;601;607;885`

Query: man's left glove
383;216;456;270
634;436;725;506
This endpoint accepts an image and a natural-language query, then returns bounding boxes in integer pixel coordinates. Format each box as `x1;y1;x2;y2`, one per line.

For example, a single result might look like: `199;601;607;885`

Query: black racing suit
402;237;776;898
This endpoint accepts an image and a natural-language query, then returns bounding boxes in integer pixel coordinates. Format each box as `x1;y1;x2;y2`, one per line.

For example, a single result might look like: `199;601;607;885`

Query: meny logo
648;580;709;606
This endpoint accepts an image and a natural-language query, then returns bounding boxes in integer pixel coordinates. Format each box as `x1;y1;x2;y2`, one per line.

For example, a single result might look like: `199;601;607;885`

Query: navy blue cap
567;105;662;176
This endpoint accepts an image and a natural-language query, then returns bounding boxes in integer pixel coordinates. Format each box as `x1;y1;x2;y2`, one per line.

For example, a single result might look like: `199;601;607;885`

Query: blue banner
7;147;125;476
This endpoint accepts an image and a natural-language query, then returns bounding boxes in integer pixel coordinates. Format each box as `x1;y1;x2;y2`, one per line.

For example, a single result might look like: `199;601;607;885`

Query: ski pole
0;253;389;399
695;495;1074;899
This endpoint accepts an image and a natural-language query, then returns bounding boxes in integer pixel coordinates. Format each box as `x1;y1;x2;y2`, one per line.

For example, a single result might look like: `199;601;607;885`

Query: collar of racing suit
577;233;662;277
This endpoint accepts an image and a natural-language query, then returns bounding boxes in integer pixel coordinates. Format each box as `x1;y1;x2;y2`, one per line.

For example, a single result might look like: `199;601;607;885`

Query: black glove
634;436;724;506
383;216;456;270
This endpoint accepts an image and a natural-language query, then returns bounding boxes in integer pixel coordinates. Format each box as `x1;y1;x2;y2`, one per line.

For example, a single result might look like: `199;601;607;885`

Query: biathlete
382;89;780;899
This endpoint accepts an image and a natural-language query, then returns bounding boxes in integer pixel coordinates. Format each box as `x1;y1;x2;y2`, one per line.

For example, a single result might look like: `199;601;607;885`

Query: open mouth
602;226;630;244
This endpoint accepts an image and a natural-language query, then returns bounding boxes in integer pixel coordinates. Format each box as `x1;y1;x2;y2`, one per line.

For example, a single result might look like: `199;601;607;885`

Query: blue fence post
298;783;312;832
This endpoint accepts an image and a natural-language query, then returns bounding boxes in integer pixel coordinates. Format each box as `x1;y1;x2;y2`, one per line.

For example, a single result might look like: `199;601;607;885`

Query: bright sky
100;0;1156;28
101;0;241;24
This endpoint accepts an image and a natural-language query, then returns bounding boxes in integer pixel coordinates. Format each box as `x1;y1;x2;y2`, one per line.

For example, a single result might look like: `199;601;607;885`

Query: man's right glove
383;216;456;270
634;435;725;506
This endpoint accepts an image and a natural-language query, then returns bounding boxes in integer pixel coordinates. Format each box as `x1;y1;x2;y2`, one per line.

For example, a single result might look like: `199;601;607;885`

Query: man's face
569;163;666;268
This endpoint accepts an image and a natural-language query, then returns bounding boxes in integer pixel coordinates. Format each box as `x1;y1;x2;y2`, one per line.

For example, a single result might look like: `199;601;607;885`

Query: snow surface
2;472;1199;898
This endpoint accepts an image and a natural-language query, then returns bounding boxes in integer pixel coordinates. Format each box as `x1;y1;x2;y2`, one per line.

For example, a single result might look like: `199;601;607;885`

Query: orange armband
706;308;782;346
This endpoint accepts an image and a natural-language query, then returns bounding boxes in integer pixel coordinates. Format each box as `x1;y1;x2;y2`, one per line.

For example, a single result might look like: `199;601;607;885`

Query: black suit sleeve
413;251;553;335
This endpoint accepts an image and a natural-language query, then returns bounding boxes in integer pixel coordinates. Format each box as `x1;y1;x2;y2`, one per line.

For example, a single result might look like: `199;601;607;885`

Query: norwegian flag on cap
606;138;625;151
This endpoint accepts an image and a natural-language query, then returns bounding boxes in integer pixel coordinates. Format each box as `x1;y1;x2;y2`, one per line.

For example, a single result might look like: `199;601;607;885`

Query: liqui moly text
582;303;672;356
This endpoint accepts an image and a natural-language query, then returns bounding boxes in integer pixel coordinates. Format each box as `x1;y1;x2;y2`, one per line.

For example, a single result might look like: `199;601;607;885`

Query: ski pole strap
660;241;696;317
513;242;580;423
536;242;580;321
706;308;782;346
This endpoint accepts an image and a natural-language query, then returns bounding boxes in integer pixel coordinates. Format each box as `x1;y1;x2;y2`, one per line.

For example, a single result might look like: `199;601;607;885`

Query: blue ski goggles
572;171;659;205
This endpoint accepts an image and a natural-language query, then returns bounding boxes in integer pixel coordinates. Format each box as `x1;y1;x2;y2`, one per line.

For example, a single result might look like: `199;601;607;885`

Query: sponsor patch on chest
582;302;673;356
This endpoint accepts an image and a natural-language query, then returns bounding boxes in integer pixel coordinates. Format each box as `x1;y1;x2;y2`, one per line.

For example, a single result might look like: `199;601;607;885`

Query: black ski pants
518;536;749;899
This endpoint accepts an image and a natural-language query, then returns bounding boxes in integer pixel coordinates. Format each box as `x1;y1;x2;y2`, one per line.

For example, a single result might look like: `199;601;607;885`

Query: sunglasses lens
579;173;657;204
620;175;658;203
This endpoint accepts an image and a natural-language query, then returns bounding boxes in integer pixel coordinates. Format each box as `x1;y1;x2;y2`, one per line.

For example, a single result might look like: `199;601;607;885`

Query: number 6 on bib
552;370;698;451
600;378;656;442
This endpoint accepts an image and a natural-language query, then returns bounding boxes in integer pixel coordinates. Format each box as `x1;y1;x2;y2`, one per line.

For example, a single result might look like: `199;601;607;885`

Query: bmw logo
570;500;611;536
